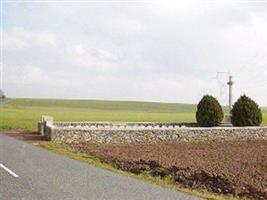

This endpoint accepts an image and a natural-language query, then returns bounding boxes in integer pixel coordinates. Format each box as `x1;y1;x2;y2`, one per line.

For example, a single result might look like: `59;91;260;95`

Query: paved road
0;134;199;200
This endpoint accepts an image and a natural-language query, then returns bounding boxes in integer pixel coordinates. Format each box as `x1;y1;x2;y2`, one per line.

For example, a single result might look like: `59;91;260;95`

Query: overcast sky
1;0;267;106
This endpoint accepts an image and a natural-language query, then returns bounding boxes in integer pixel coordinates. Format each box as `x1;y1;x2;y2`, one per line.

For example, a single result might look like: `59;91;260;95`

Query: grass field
0;98;266;131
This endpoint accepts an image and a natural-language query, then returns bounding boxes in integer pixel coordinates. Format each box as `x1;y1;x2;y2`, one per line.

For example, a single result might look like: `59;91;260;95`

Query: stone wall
38;115;54;136
40;116;267;144
51;127;267;144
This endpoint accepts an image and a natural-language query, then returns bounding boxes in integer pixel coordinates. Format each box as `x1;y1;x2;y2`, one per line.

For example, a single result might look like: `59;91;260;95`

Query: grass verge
40;142;239;200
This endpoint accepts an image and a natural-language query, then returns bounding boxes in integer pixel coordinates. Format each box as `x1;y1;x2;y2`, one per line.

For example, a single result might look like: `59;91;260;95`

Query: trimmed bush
196;95;224;127
231;95;262;126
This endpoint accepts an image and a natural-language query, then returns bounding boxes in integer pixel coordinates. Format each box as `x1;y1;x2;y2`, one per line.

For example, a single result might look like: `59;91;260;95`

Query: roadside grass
40;142;239;200
0;98;266;131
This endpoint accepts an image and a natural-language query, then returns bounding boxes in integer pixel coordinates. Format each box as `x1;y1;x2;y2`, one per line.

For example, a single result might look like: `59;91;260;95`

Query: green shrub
196;95;224;127
231;95;262;126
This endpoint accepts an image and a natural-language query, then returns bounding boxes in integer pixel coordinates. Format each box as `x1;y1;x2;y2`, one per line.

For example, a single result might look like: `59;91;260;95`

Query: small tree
196;95;224;127
231;95;262;126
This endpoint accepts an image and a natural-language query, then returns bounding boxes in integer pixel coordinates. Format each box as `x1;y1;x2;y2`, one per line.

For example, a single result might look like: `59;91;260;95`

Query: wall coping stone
52;125;267;131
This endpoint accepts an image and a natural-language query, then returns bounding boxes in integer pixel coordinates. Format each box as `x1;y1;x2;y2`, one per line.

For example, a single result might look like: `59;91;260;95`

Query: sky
1;0;267;106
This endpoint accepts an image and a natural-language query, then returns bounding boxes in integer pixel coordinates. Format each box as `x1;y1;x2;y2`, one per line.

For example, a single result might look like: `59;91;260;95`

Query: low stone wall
38;115;54;137
39;116;267;144
53;121;198;128
44;125;54;141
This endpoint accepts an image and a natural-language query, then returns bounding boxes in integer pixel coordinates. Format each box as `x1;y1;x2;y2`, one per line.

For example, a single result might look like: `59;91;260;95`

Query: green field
0;98;266;131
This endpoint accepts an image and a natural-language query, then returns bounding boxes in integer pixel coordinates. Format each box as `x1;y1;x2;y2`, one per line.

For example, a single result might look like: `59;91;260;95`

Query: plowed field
68;139;267;199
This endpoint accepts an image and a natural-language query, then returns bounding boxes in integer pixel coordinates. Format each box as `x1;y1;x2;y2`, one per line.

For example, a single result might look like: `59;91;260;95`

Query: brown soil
3;131;45;145
68;139;267;199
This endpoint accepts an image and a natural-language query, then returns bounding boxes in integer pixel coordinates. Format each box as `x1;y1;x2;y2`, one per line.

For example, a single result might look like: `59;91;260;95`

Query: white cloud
2;1;267;105
4;27;58;50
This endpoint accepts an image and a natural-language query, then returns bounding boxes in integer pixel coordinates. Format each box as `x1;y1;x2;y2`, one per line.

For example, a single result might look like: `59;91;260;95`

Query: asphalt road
0;134;199;200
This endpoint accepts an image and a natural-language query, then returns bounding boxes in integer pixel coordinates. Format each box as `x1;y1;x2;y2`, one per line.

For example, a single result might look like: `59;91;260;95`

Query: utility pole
227;75;234;113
